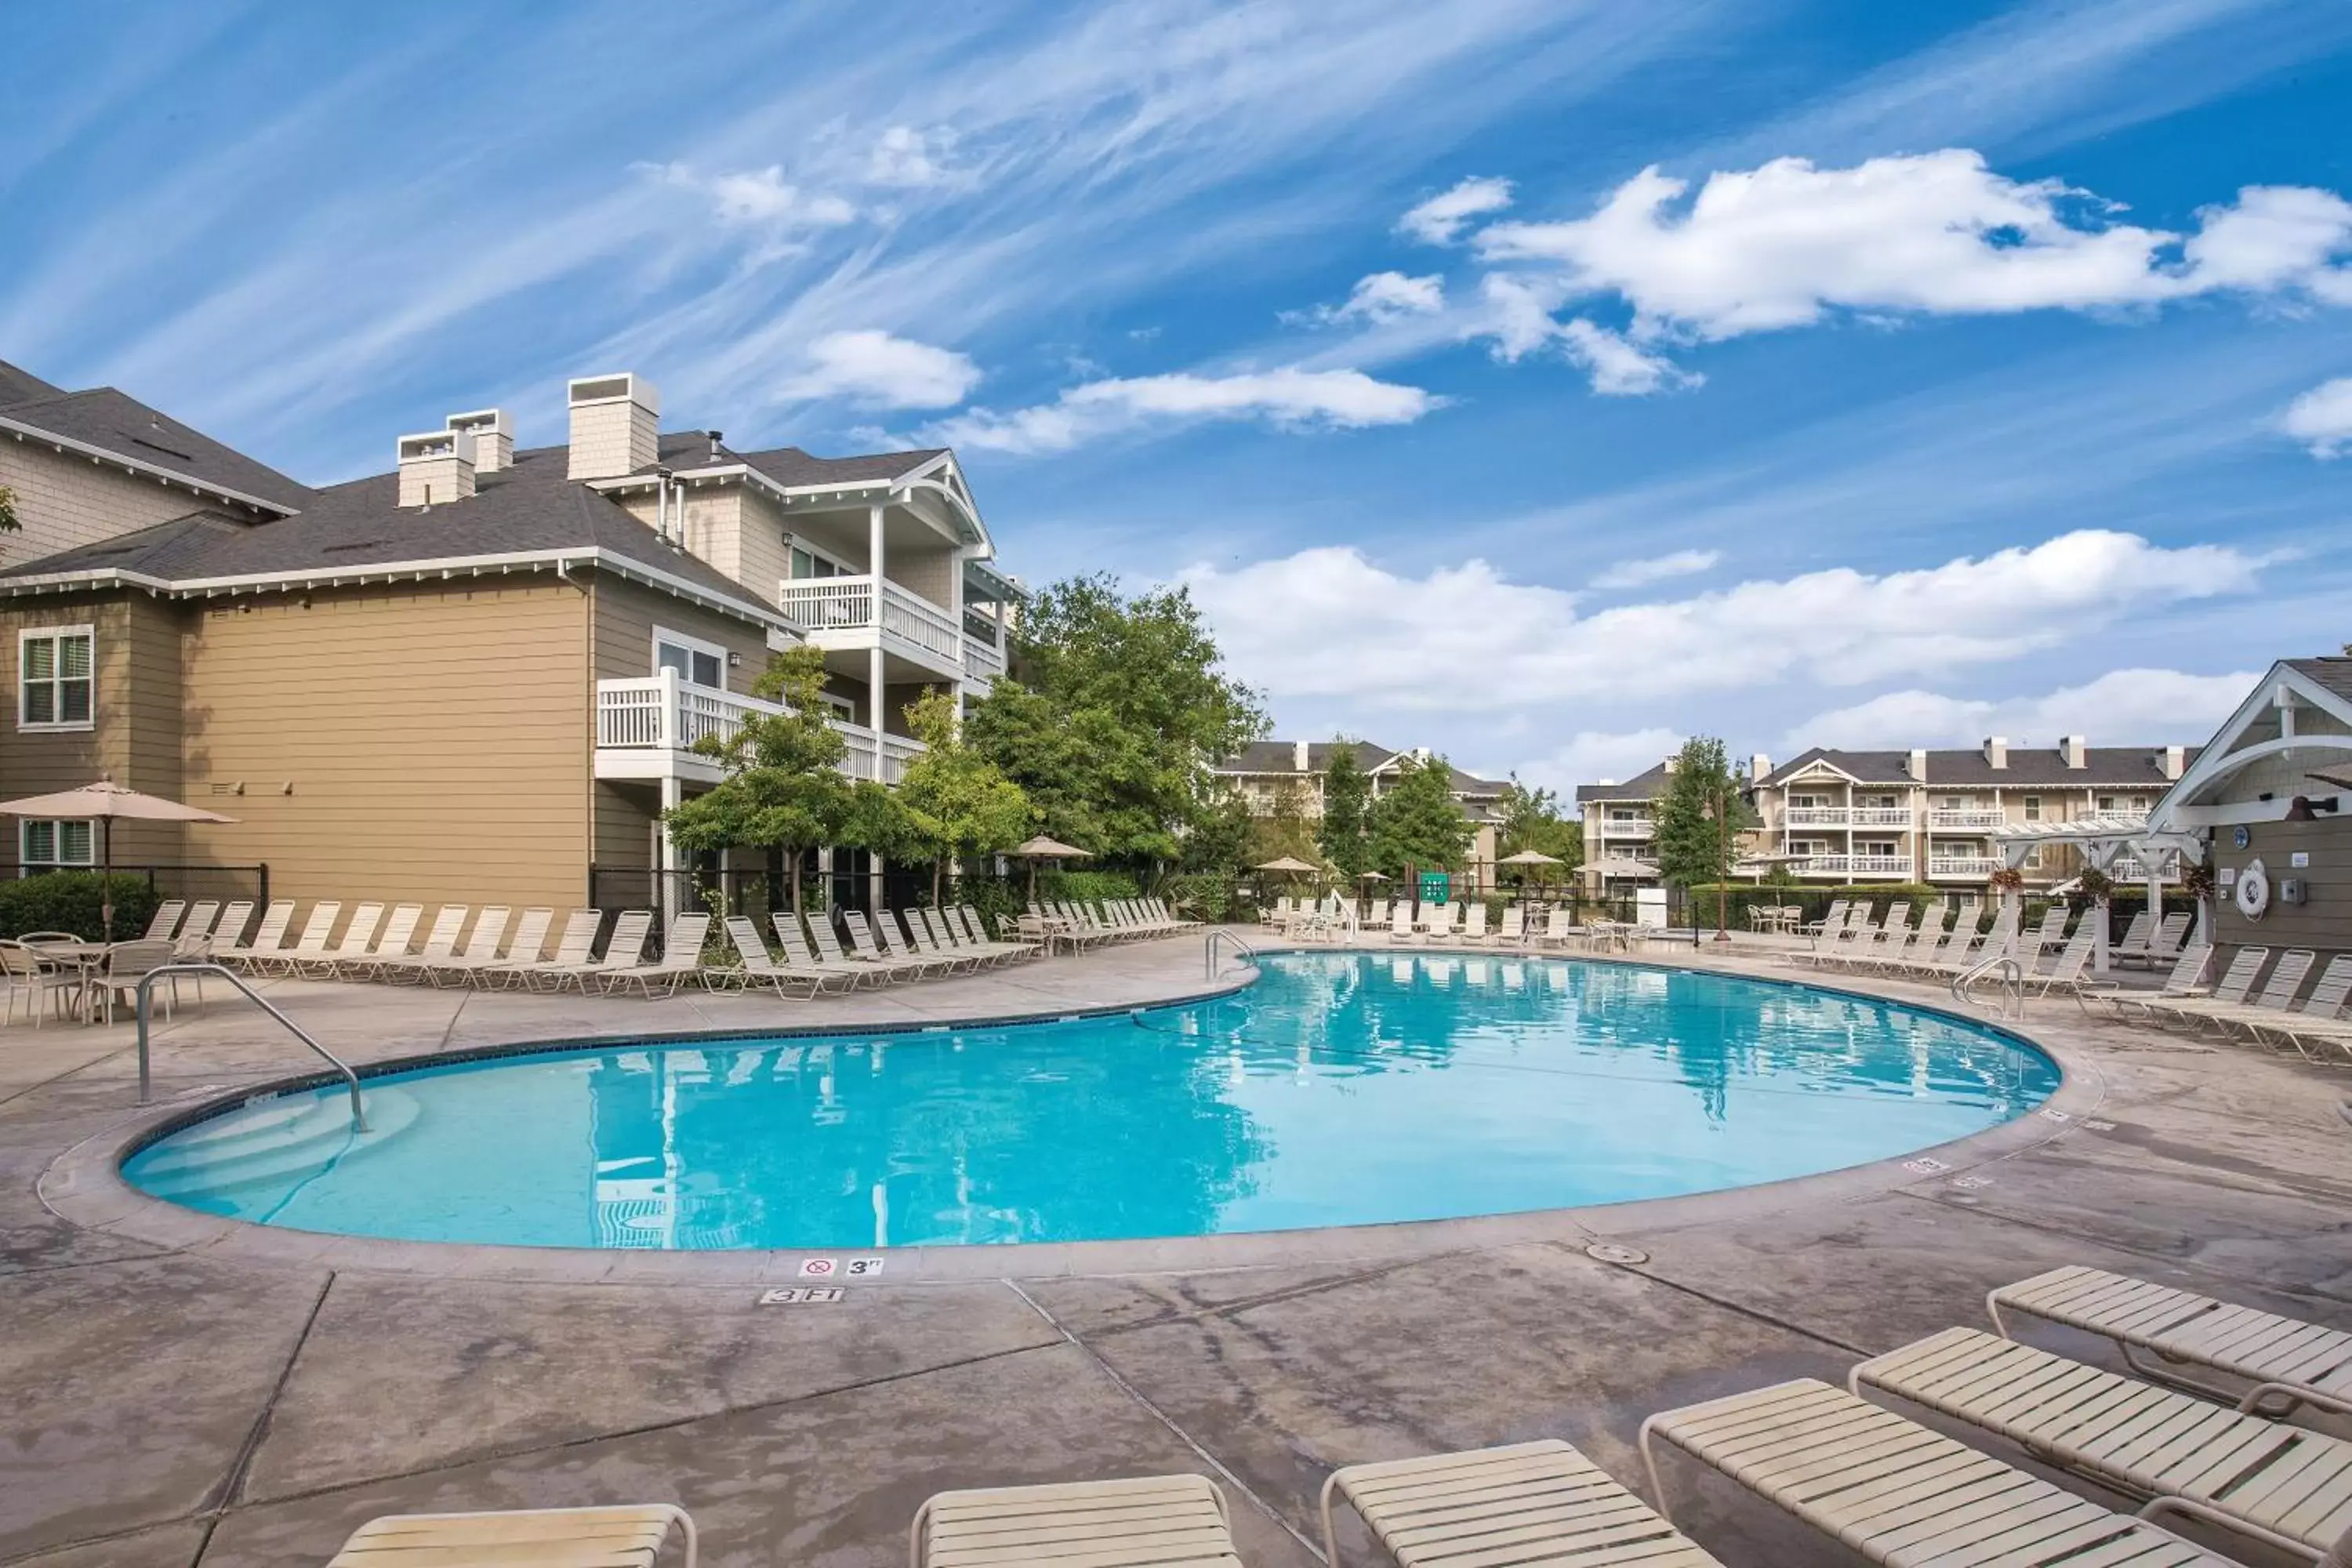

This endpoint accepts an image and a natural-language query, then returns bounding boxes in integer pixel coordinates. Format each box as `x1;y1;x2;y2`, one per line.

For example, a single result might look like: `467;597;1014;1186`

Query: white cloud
652;162;858;231
1179;529;2263;713
2283;376;2352;458
1399;175;1514;245
1475;274;1566;361
1512;728;1682;793
1785;667;2259;751
1560;318;1699;395
779;329;980;408
868;125;953;187
1305;270;1445;325
1477;151;2352;352
1591;547;1719;590
927;366;1442;454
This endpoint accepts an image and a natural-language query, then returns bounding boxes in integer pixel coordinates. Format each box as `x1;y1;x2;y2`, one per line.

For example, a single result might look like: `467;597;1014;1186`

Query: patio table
19;941;111;1024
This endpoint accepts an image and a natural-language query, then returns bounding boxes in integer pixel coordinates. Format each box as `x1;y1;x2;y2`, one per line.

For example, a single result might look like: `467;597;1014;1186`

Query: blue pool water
124;953;2056;1250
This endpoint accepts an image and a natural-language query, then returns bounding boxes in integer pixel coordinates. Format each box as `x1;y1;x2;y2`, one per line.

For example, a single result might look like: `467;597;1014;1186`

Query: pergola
1987;814;2197;973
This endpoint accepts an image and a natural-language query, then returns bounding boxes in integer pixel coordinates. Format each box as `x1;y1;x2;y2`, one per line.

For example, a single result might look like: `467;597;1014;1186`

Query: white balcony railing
1929;808;2005;829
1929;855;2003;879
1784;807;1850;827
779;573;981;673
1791;853;1912;878
1600;818;1654;838
1851;807;1912;827
963;635;1007;684
596;673;924;782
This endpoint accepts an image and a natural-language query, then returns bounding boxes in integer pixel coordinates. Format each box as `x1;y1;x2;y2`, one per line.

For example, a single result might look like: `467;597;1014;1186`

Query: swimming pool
124;952;2056;1250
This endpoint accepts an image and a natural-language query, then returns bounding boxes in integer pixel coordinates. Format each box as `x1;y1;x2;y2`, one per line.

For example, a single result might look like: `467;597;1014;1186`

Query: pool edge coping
41;946;2103;1287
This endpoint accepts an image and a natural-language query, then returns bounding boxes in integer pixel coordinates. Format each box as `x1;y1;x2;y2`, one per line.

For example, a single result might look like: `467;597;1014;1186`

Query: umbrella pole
101;818;113;942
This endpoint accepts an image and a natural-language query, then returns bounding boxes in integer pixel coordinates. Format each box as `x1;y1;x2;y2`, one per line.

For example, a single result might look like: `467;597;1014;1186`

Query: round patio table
19;940;112;1025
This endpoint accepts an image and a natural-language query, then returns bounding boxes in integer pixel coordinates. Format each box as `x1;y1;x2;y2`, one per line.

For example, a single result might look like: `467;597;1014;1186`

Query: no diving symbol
798;1257;838;1279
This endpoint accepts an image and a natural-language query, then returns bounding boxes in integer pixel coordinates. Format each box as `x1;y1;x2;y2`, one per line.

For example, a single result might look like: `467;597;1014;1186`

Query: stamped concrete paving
2;931;2347;1566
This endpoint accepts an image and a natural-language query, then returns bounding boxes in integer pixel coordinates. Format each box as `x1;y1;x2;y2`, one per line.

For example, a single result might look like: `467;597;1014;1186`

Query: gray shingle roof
2285;657;2352;706
1576;764;1671;804
1215;740;1398;775
0;442;774;622
0;382;310;512
740;446;945;488
1758;744;2199;789
0;359;67;406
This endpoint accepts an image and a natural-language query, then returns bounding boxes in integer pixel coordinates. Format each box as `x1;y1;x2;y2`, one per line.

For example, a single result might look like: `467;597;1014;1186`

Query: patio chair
912;1475;1240;1568
2136;945;2268;1029
1639;1377;2234;1568
207;898;256;953
368;905;466;982
721;916;827;997
143;898;187;942
1149;896;1200;930
920;907;999;969
82;940;179;1025
172;900;222;958
399;906;510;986
2078;940;2213;1021
1490;905;1524;947
2020;903;2068;960
1796;897;1849;942
1852;1325;2352;1562
2160;946;2314;1036
1458;903;1489;945
2148;909;2194;960
261;901;345;978
771;914;873;991
2106;906;2154;965
807;912;902;982
327;1504;696;1567
1989;1264;2352;1421
840;910;942;977
0;940;82;1027
901;909;978;973
936;906;1017;964
957;905;1039;962
335;902;421;980
219;899;295;971
2019;920;2097;997
533;911;652;994
2239;952;2352;1060
1259;895;1290;931
1322;1439;1724;1568
599;913;713;998
291;902;383;980
481;909;601;989
1386;904;1413;944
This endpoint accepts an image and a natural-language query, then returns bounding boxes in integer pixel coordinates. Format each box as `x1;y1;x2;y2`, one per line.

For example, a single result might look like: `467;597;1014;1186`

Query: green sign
1417;869;1450;905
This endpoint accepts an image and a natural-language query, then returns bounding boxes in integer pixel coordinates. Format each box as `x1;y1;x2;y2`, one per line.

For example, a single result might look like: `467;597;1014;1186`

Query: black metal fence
85;862;270;909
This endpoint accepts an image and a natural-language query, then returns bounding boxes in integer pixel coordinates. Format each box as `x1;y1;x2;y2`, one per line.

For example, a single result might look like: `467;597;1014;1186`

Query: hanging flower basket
1987;866;2027;894
2076;867;2115;902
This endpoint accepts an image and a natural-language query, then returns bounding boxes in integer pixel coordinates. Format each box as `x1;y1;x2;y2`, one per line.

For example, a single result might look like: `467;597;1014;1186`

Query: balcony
1929;808;2005;829
593;673;924;786
1929;855;2003;879
1599;817;1654;839
1784;807;1850;827
779;574;1005;686
1851;806;1912;827
1791;853;1913;878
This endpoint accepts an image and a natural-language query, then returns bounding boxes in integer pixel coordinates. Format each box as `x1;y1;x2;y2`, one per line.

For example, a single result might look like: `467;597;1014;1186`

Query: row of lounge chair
1016;897;1198;952
1802;896;2192;967
2085;942;2352;1063
326;1261;2352;1567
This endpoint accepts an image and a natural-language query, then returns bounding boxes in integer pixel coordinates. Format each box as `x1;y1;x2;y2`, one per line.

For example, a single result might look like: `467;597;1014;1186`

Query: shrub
0;872;162;942
1041;868;1142;905
959;875;1025;938
1163;871;1243;923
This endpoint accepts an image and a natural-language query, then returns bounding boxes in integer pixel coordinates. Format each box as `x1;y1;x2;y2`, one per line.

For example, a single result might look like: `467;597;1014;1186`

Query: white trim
782;534;859;579
0;416;297;516
18;818;95;871
16;622;94;732
2146;660;2352;829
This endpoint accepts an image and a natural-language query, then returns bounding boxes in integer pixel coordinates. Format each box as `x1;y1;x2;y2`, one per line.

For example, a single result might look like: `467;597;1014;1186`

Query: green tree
1653;736;1757;930
1494;776;1581;884
968;574;1266;873
0;485;18;541
1247;775;1319;866
1367;753;1475;886
662;645;852;913
1316;741;1373;880
894;689;1033;906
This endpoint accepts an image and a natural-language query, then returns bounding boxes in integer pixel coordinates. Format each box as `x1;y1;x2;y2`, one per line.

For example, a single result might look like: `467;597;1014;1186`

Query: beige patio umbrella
1014;833;1091;900
1253;855;1319;874
1497;848;1564;902
0;778;236;940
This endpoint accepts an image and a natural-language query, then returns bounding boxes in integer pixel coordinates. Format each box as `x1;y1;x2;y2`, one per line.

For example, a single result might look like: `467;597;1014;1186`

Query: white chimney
446;408;512;473
1293;740;1309;771
2161;744;2185;781
396;428;475;508
1597;778;1617;788
567;372;659;481
1750;753;1771;782
2060;734;2087;769
1908;748;1929;780
1984;735;2008;770
1661;754;1678;775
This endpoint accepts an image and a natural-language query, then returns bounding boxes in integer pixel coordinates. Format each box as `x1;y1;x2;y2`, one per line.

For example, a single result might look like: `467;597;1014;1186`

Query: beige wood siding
174;579;593;911
588;573;771;688
0;441;266;567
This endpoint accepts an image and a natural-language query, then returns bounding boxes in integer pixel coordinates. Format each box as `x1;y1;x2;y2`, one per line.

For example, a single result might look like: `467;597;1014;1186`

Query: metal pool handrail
1952;953;2024;1019
136;963;366;1130
1205;930;1260;978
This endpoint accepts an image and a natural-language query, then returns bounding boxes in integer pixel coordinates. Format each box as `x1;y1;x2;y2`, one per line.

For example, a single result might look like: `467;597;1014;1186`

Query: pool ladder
136;962;366;1130
1205;930;1261;978
1952;953;2025;1019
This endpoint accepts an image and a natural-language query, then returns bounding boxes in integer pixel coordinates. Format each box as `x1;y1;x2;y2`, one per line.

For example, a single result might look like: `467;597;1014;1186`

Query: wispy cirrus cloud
779;330;978;408
1591;547;1719;589
925;366;1443;455
1398;176;1514;244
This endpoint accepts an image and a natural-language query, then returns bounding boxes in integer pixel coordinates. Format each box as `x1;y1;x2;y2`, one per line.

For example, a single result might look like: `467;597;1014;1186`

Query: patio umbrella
0;779;236;940
1583;855;1657;880
1497;848;1564;903
1253;855;1319;874
1013;833;1090;900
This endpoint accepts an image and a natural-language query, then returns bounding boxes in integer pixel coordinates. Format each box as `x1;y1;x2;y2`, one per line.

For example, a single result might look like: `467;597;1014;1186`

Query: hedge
0;873;163;942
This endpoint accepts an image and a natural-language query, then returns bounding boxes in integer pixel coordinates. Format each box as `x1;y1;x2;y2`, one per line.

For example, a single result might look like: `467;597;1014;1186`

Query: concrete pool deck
2;930;2347;1566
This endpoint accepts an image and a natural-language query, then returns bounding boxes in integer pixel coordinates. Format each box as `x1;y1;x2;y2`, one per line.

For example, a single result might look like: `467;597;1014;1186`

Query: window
2024;846;2042;869
786;539;853;579
653;627;725;690
2022;796;2042;821
820;691;856;721
20;818;93;873
20;626;93;730
2096;794;2118;811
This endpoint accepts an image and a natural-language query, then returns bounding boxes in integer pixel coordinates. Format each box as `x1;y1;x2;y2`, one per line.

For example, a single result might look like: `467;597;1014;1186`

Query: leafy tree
1367;753;1474;886
0;485;18;542
1494;776;1581;884
1181;788;1254;874
1317;741;1374;880
968;574;1266;872
894;690;1033;906
663;645;853;913
1653;737;1757;925
1247;775;1319;866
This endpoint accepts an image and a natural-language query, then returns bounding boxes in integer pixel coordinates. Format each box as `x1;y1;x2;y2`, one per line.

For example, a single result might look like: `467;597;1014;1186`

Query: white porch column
2092;894;2111;975
659;775;681;927
867;495;890;918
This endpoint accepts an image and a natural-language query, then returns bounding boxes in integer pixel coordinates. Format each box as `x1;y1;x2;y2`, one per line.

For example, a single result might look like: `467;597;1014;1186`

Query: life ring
2235;858;2270;920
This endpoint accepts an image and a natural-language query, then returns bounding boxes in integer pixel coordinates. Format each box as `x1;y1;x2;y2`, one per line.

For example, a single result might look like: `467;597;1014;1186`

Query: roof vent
707;429;725;462
396;428;475;508
1984;735;2008;771
445;408;512;473
567;372;659;481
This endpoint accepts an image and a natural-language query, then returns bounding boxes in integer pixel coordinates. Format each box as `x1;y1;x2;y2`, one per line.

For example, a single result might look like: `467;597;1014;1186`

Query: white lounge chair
2138;945;2267;1029
773;914;875;991
369;905;467;982
912;1475;1240;1568
2019;920;2097;997
294;902;386;980
956;905;1039;962
2240;952;2352;1060
841;910;943;977
403;906;516;988
256;900;341;978
533;911;652;994
2161;947;2311;1035
2078;940;2212;1020
217;899;292;971
594;913;711;997
482;909;601;990
720;915;828;997
337;902;421;980
328;1503;695;1567
143;898;187;942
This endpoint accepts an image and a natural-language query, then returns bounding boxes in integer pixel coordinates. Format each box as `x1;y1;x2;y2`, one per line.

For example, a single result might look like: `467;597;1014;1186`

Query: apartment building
1749;736;2195;886
0;360;1020;913
1574;764;1670;881
1210;740;1506;887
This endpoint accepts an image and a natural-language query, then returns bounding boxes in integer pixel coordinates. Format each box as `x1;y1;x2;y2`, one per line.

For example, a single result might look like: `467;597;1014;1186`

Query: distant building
1574;764;1671;884
1210;740;1505;889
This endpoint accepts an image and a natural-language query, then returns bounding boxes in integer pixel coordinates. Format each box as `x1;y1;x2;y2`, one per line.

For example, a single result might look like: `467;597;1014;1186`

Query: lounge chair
2107;907;2155;967
1458;903;1489;945
403;906;516;988
143;898;187;942
1385;905;1414;945
2019;904;2067;960
1149;896;1200;931
1322;1439;1724;1568
772;914;874;991
2137;945;2267;1029
720;915;824;996
593;913;712;997
219;899;295;971
957;905;1039;963
256;900;341;978
172;900;221;957
1989;1264;2352;1421
841;910;942;977
1639;1377;2233;1567
2140;909;2195;967
1852;1325;2352;1562
2161;947;2313;1035
920;907;1000;969
2019;921;2097;997
327;1504;696;1567
902;909;979;973
1795;897;1849;942
939;906;1017;964
2077;941;2212;1021
811;913;913;982
912;1475;1240;1568
292;902;385;980
533;911;652;994
481;909;601;990
369;905;467;982
336;902;421;980
205;899;255;954
1490;906;1523;948
2240;953;2352;1061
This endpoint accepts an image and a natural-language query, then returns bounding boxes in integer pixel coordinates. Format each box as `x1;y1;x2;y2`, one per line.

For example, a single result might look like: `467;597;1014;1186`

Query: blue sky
6;1;2352;790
